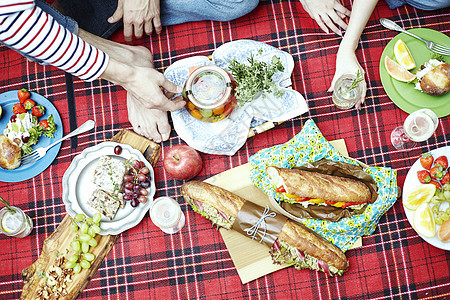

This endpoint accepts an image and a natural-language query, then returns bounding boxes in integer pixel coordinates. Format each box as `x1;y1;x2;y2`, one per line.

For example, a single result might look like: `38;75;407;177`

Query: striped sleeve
0;1;109;81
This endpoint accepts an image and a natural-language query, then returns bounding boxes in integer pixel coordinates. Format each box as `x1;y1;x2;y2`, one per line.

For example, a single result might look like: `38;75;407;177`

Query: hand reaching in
108;0;162;42
328;49;367;109
299;0;351;35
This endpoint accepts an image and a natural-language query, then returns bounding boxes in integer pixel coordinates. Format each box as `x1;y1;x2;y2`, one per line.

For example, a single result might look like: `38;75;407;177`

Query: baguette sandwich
181;180;349;276
267;166;373;210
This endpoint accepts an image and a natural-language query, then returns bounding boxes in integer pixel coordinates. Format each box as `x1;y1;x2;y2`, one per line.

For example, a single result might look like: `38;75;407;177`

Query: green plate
379;28;450;118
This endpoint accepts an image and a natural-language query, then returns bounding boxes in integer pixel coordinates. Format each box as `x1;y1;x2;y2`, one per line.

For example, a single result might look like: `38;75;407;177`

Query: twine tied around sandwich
233;201;288;247
244;205;276;243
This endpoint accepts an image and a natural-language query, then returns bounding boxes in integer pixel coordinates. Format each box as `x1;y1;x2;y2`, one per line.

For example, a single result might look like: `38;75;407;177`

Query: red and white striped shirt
0;0;109;81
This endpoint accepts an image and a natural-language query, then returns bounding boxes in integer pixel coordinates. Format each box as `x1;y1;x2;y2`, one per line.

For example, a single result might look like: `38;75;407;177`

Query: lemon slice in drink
394;39;416;70
1;211;22;233
413;203;435;238
403;184;436;210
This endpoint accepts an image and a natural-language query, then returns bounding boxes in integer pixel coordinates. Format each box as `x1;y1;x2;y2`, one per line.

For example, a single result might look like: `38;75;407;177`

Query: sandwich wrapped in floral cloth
181;180;349;276
250;119;398;251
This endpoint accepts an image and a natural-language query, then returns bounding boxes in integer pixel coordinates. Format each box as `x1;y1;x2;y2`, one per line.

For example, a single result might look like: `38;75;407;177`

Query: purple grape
140;181;150;189
114;145;122;155
130;199;139;207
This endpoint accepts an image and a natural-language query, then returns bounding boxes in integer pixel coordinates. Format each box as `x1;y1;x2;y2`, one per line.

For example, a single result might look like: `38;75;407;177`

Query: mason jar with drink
0;197;33;238
332;72;364;110
183;65;237;122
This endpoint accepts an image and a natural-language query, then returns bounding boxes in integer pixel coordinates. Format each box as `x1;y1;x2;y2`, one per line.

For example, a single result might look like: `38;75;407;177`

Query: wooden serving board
21;129;160;299
206;139;362;284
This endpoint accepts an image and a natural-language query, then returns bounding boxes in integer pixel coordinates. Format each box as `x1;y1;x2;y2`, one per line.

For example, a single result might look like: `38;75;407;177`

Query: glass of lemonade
391;108;439;150
150;197;185;234
332;73;363;110
0;206;33;238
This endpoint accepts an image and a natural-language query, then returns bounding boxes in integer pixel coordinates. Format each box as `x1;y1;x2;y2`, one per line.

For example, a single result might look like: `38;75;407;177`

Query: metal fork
380;18;450;56
20;120;95;166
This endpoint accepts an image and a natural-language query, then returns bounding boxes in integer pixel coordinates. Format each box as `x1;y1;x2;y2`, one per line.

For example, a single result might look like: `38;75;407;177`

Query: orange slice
394;39;416;70
385;56;416;82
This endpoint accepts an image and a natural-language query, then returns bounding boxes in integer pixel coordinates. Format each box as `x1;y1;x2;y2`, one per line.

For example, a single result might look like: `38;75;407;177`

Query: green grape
65;261;76;269
74;214;85;223
442;214;449;221
446;207;450;214
431;198;440;204
444;190;450;200
70;240;81;252
68;254;80;263
81;241;90;253
93;213;102;224
91;224;101;234
86;217;93;225
432;205;439;213
88;226;96;237
79;233;92;242
80;223;89;234
80;259;91;269
83;253;95;261
73;263;82;274
436;218;443;225
70;221;79;233
88;238;98;247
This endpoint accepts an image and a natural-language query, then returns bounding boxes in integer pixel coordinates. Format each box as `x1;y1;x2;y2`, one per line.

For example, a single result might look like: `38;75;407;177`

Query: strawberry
18;88;30;104
32;105;45;117
419;153;433;170
12;103;27;114
430;165;445;181
434;156;448;169
39;119;49;130
441;173;450;186
23;99;35;110
417;170;431;183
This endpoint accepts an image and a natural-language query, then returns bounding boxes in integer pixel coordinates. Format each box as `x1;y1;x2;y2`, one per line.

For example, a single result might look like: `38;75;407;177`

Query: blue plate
0;91;63;182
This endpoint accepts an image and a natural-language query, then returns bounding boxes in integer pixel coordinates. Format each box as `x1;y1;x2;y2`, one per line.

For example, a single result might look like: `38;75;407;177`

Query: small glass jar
332;74;363;110
183;65;237;122
0;206;33;238
150;197;185;234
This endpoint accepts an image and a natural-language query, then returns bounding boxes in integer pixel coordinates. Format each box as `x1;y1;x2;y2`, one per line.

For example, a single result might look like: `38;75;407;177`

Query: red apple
163;145;203;180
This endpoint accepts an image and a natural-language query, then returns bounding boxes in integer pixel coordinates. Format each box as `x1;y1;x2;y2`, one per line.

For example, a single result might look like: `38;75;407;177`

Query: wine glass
391;108;439;150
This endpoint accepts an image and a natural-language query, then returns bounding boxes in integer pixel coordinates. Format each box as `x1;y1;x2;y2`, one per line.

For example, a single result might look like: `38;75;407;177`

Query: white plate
402;146;450;250
62;142;156;235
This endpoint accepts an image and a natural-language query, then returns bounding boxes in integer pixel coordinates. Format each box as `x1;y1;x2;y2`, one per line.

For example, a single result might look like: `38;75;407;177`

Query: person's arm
108;0;162;42
299;0;351;35
328;0;378;108
77;29;185;112
0;1;108;81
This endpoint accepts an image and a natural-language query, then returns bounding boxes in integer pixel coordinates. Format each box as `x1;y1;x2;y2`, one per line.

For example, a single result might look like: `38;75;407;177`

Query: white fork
20;120;95;166
380;18;450;56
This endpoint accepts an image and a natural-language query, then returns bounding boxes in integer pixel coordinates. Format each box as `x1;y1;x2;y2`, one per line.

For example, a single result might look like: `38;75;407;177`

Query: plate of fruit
0;90;62;182
62;142;156;235
402;146;450;250
379;28;450;118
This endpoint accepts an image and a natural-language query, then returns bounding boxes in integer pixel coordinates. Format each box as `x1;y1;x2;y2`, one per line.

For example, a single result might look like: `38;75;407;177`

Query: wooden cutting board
21;129;160;299
206;139;362;284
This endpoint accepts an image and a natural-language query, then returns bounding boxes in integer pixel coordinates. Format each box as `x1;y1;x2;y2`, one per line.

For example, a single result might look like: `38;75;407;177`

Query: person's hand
328;48;367;109
108;0;161;42
299;0;351;35
120;65;185;112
